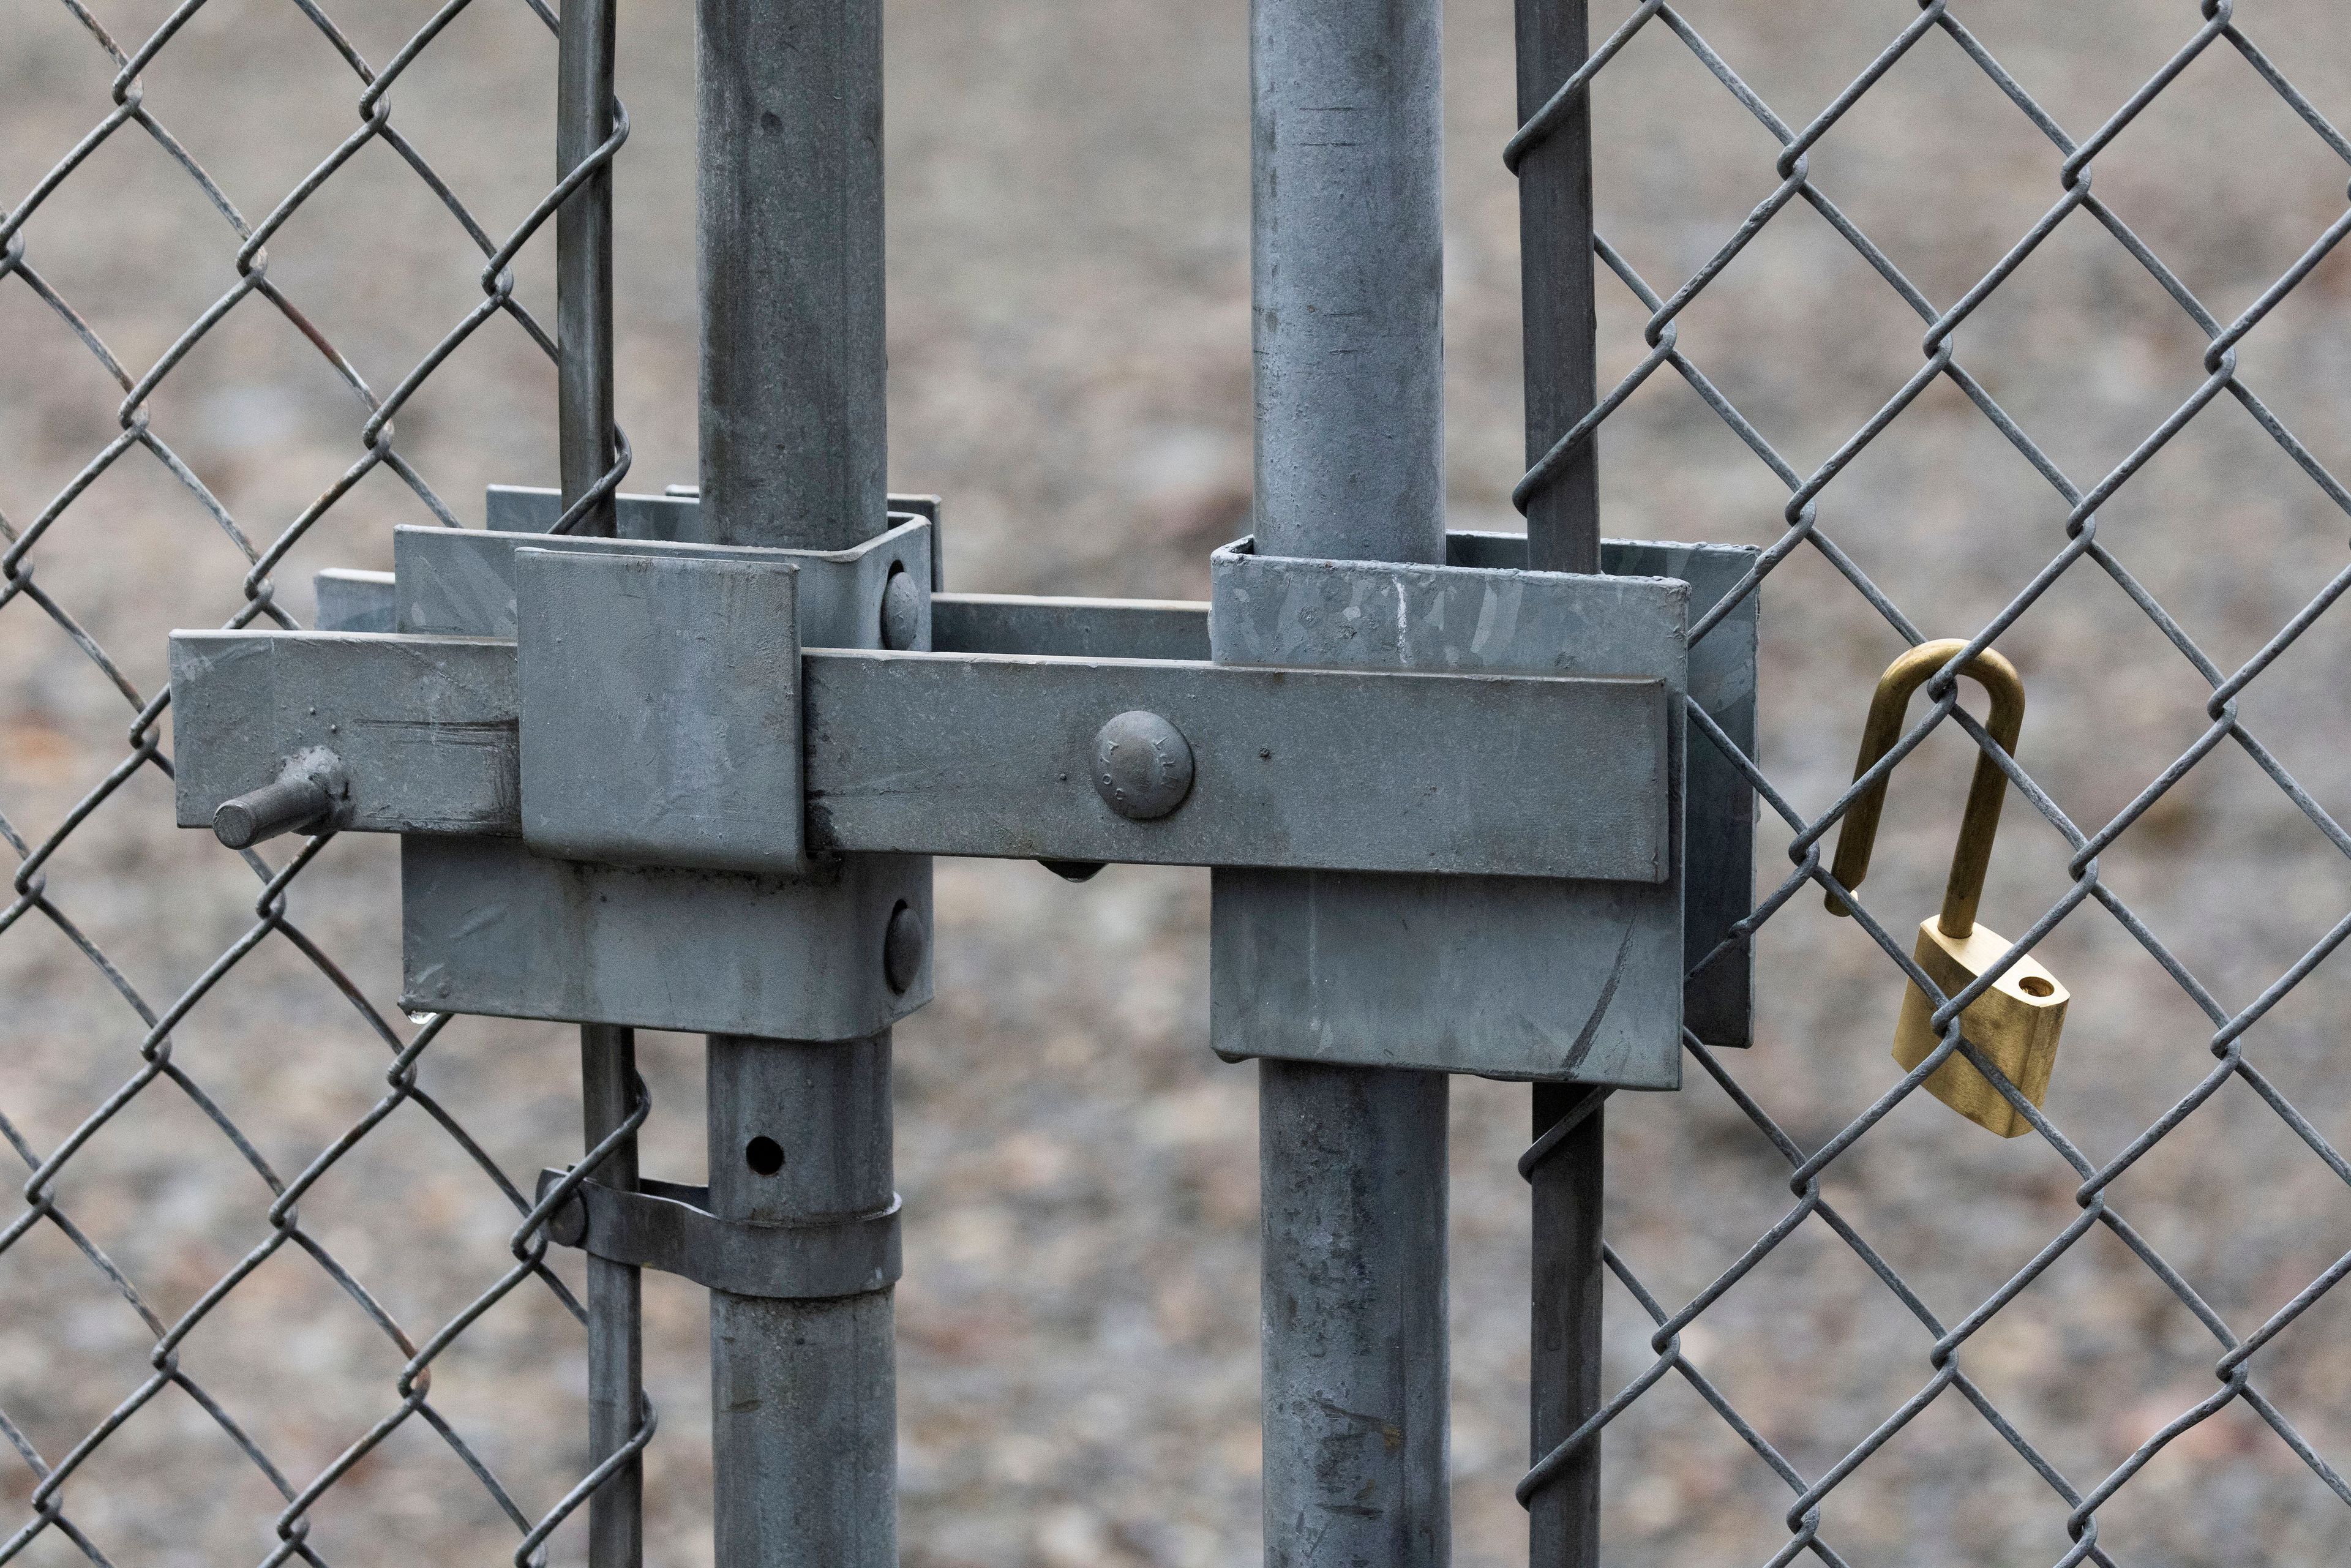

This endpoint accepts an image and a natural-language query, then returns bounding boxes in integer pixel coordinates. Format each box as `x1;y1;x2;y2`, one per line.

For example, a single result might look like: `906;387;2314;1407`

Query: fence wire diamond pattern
7;0;2351;1564
1512;2;2351;1564
0;1;640;1562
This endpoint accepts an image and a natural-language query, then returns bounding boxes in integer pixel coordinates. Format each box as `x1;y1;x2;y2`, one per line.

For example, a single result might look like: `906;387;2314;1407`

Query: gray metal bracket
396;511;933;652
304;492;940;1041
1208;535;1697;1082
517;546;812;874
535;1169;902;1300
484;483;945;593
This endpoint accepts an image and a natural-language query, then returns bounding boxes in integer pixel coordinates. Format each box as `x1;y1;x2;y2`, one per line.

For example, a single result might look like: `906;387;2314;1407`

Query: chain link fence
7;1;2351;1565
3;0;643;1561
1520;4;2351;1563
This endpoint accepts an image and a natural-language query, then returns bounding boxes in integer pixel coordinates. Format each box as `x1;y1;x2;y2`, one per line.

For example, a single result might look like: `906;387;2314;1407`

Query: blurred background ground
6;0;2351;1564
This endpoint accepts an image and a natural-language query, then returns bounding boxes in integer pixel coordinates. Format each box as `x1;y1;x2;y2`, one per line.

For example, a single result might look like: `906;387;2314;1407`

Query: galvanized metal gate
7;1;2351;1565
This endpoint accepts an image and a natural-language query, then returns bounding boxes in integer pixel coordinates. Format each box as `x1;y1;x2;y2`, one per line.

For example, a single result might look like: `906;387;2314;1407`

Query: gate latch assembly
170;484;1759;1086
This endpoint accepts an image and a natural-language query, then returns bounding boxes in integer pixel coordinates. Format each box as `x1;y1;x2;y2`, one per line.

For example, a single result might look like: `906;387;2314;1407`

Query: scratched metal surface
7;0;2351;1564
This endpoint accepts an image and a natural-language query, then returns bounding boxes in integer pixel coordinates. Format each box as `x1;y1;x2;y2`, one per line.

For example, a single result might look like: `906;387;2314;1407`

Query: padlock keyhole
2019;976;2053;998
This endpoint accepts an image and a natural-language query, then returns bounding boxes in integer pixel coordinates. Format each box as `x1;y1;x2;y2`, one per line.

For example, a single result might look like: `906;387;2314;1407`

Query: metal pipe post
1515;2;1608;1562
1514;0;1600;576
558;6;641;1564
1528;1085;1603;1568
577;1025;644;1567
697;0;896;1562
706;1036;896;1566
699;0;887;550
1251;1;1451;1564
558;0;619;544
1259;1063;1450;1567
1251;0;1447;569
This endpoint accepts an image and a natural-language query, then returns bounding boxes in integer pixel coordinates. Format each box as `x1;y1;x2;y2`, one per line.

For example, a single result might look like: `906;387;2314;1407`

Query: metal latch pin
211;749;349;849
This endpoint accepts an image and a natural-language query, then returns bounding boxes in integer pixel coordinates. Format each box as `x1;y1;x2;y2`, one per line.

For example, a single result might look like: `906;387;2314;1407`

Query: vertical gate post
1528;1085;1603;1568
704;1036;896;1566
576;1024;643;1567
1514;2;1608;1564
697;1;898;1564
557;2;642;1564
1250;1;1451;1564
1513;0;1601;578
699;0;888;550
557;0;618;544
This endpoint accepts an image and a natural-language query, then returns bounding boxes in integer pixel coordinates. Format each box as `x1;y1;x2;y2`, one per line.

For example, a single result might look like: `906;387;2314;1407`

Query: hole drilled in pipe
744;1136;785;1176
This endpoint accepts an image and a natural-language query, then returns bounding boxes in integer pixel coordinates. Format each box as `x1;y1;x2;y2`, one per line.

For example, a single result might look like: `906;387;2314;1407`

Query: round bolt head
882;900;926;994
879;565;923;650
1092;710;1194;821
548;1189;588;1249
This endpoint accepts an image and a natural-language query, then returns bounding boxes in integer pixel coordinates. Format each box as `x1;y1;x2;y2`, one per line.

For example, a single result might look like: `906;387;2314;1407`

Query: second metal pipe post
1252;1;1452;1563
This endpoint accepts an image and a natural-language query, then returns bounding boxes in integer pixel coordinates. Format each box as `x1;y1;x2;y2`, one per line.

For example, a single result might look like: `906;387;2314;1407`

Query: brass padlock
1826;640;2068;1137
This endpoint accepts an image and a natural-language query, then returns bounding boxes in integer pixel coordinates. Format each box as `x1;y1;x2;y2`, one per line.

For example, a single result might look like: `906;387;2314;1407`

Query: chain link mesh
8;0;2351;1563
1516;2;2351;1562
1;0;642;1561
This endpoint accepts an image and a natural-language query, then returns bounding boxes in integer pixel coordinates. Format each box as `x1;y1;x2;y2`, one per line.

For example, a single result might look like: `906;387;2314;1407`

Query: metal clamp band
536;1169;902;1300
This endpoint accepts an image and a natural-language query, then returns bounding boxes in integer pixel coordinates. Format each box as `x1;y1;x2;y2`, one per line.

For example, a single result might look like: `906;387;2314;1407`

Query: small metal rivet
549;1191;588;1248
1092;710;1194;821
882;901;926;994
879;565;922;650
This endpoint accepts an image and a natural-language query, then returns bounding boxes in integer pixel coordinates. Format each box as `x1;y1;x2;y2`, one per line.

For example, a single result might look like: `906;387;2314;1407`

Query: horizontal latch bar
172;630;521;838
803;650;1668;882
536;1169;901;1299
171;632;1668;881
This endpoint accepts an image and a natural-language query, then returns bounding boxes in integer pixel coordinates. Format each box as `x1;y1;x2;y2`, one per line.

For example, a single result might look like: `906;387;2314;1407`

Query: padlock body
1891;918;2068;1138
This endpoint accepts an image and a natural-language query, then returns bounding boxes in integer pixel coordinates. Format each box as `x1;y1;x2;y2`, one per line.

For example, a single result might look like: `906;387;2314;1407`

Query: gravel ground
7;1;2351;1565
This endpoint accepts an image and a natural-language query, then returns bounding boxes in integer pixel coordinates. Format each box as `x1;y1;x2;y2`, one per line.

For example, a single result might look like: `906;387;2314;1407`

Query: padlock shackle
1825;639;2025;939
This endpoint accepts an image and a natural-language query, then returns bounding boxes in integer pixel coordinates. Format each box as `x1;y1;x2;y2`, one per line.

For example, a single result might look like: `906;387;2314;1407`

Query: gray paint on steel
1205;540;1687;1084
171;632;1671;882
516;548;809;875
